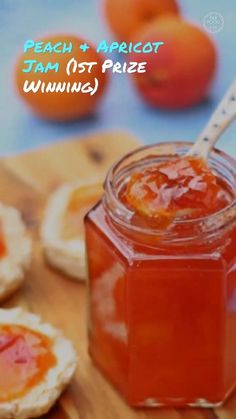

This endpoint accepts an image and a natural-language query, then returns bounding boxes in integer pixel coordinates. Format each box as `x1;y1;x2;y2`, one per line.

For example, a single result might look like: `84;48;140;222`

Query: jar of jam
85;142;236;408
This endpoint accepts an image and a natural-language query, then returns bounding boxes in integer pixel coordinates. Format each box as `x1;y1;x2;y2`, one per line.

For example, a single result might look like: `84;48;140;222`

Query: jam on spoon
121;80;236;226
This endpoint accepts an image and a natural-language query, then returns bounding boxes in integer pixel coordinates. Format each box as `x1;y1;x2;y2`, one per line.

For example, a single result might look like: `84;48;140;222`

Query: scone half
41;180;102;281
0;308;77;419
0;203;32;302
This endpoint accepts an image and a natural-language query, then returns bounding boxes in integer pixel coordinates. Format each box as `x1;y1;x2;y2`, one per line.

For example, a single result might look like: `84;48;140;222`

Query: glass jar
85;142;236;408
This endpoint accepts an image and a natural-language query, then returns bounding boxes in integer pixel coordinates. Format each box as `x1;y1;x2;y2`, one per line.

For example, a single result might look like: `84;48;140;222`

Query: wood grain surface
1;131;235;419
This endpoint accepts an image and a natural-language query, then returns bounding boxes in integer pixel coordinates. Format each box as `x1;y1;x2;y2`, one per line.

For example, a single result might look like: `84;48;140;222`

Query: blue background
0;0;235;156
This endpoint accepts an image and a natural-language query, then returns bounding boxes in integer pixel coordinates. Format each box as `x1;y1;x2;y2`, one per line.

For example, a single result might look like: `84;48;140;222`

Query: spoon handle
189;79;236;160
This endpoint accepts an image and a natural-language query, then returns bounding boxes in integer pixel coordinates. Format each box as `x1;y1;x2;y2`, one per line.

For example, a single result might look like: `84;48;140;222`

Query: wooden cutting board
0;131;234;419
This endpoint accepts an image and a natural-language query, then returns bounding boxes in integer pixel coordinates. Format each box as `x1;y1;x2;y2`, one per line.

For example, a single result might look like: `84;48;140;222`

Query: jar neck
104;142;236;248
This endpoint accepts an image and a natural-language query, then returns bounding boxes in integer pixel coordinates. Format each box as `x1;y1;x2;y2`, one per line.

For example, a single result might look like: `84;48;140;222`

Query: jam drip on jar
120;157;232;227
0;325;56;402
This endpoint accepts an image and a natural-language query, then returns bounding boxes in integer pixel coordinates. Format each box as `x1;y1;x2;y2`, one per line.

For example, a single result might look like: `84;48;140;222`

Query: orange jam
62;183;102;240
0;223;6;258
86;143;236;407
0;325;56;402
120;156;231;225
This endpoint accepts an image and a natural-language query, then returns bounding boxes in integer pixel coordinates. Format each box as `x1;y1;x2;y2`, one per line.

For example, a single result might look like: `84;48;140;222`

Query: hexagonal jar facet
85;143;236;408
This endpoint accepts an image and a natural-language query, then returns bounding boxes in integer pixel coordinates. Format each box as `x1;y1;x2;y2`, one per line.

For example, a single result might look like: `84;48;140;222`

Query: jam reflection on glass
0;325;56;402
86;143;236;407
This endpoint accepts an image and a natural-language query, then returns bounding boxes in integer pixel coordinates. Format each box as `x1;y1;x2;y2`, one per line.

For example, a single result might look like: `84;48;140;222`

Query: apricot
129;17;217;109
104;0;179;42
15;35;108;121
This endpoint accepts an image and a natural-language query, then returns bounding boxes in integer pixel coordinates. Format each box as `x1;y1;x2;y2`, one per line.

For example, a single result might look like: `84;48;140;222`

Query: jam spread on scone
0;325;56;402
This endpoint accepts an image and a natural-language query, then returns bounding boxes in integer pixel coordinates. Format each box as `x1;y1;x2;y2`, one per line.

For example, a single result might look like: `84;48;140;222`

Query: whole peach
104;0;179;42
129;17;217;109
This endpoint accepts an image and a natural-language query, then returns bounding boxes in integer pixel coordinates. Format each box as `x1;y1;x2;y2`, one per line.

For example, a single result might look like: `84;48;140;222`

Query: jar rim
104;141;236;242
